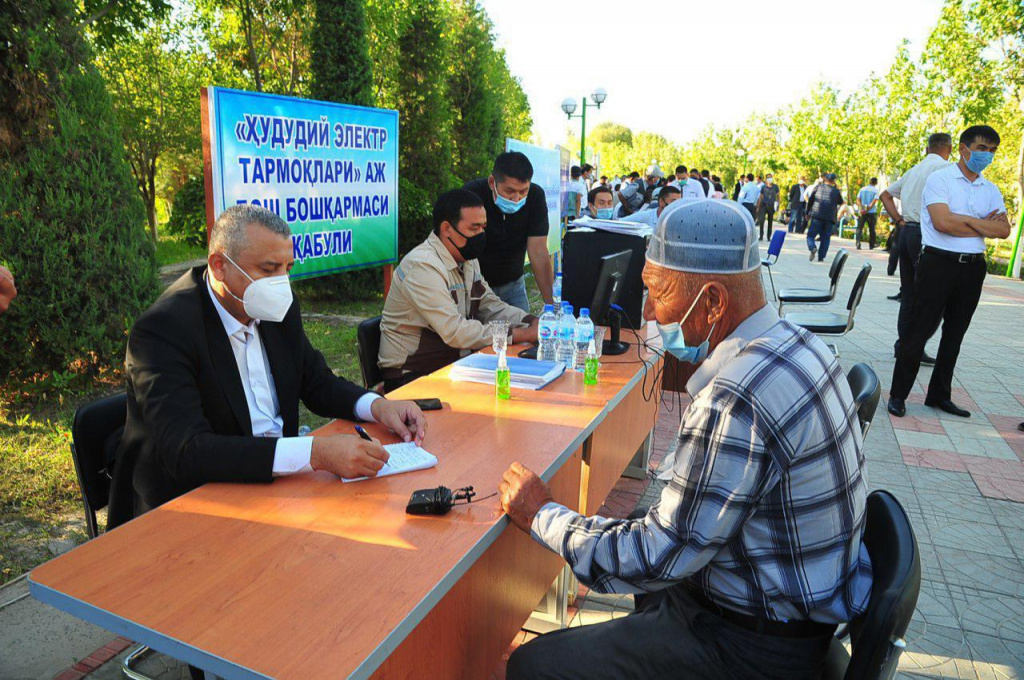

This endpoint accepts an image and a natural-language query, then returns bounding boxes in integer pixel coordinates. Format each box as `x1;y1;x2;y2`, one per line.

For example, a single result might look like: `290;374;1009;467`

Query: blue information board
203;87;399;279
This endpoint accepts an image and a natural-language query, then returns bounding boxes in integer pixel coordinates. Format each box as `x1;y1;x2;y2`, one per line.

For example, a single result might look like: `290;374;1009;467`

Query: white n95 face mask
221;253;293;322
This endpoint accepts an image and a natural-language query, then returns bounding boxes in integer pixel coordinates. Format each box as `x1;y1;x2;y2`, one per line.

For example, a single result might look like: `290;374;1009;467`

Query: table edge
27;576;272;680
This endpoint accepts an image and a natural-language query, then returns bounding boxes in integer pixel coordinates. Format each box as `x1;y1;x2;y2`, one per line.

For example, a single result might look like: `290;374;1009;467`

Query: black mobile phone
412;398;443;411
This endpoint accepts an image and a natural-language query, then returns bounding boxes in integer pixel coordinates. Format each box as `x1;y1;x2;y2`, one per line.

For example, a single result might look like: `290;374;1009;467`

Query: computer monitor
590;250;631;355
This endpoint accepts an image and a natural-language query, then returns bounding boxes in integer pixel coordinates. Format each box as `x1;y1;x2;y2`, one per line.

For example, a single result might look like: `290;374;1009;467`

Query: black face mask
447;226;486;261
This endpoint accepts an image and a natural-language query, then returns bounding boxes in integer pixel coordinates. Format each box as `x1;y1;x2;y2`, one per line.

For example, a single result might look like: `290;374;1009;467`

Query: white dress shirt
920;164;1006;254
678;180;705;201
619;207;659;227
884;153;949;223
205;279;380;475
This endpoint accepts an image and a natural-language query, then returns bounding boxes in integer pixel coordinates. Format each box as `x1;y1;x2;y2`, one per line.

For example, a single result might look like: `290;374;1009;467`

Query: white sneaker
808;248;816;261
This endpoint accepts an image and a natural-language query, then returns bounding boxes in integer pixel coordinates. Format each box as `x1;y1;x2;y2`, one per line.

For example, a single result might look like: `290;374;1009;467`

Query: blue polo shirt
857;186;878;214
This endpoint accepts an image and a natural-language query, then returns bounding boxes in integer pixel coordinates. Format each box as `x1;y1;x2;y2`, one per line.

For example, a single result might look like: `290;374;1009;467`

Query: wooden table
30;326;662;679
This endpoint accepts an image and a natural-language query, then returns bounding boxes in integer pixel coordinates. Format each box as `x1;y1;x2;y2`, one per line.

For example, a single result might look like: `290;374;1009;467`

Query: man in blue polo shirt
855;178;880;250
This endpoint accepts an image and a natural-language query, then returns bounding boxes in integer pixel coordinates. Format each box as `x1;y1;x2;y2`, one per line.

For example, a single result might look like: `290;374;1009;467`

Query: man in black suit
117;204;427;515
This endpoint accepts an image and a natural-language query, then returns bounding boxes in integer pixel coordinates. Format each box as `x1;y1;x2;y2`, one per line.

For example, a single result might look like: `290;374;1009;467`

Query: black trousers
886;222;902;276
507;588;835;680
742;202;756;219
890;249;986;403
755;204;776;239
896;224;940;346
855;213;877;249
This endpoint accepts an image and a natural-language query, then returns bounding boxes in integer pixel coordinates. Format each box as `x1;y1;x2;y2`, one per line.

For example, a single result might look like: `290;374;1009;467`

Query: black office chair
70;392;127;540
357;316;384;391
70;393;158;680
783;263;871;356
777;248;849;314
823;490;921;680
847;364;881;439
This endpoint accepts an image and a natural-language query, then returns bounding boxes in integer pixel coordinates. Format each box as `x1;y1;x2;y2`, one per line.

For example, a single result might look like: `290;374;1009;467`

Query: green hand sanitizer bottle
584;339;599;385
496;351;511;400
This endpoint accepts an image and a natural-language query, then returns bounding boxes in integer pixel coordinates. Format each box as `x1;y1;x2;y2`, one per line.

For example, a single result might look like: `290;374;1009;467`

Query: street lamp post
561;87;607;166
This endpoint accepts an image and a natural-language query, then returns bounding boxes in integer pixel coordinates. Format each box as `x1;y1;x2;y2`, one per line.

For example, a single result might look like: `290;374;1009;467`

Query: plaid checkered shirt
531;305;873;623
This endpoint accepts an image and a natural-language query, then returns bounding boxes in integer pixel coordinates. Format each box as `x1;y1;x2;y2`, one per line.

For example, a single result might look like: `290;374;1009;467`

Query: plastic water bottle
553;273;562;307
556;303;576;367
537;304;558;362
584;339;599;385
573;308;595;372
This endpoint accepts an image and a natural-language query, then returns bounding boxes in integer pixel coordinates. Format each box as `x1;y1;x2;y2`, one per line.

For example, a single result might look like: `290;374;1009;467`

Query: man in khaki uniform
379;189;538;391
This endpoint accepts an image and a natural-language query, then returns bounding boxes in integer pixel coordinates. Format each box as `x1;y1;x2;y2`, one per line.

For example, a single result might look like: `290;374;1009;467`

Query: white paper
342;442;438;482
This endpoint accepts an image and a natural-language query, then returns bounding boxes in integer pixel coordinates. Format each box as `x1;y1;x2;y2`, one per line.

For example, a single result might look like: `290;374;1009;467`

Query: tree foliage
0;0;158;381
310;0;373;107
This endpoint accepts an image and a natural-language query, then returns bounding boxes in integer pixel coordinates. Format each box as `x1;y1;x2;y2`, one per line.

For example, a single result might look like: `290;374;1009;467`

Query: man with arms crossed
888;125;1010;419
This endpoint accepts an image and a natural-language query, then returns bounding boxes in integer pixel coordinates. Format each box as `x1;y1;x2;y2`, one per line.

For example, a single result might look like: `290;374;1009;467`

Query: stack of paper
449;353;565;390
342;442;437;482
573;216;652;237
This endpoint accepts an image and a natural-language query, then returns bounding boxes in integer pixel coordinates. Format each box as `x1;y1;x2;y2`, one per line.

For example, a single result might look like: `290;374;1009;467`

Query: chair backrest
70;392;127;539
357;316;384;390
767;229;786;258
846;363;880;438
827;249;849;296
845;263;872;314
846;490;921;679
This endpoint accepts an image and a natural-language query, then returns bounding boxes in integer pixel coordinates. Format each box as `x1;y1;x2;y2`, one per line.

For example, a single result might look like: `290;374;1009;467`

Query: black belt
923;245;985;264
903;221;920;227
684;585;837;639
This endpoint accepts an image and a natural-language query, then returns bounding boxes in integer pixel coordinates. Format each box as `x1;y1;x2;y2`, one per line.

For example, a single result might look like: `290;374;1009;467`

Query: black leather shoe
927;399;970;418
887;293;902;301
887;398;906;418
1018;422;1024;432
921;352;936;366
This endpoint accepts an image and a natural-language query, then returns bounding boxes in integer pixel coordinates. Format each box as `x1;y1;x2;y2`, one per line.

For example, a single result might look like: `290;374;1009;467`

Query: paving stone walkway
4;230;1022;679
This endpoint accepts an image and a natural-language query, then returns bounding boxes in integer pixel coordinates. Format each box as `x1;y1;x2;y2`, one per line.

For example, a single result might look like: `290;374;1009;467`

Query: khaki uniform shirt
379;232;535;379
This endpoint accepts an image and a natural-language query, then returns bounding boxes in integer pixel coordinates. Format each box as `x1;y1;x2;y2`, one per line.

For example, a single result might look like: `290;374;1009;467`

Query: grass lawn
155;235;206;268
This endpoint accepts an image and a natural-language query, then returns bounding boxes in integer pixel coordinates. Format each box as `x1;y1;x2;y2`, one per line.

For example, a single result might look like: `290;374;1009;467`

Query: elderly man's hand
500;462;553;532
371;398;427;444
0;266;16;315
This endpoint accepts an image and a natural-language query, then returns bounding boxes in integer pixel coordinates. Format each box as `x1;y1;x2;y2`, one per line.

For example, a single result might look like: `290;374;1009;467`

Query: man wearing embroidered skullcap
499;198;872;679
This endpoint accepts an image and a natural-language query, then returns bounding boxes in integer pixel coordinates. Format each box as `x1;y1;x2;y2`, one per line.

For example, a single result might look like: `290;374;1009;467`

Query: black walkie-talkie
406;486;477;515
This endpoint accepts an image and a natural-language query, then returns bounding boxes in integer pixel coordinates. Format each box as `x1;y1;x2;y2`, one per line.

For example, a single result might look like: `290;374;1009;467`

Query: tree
447;0;505;181
97;17;209;240
200;0;314;96
590;122;633;147
310;0;373;106
0;0;158;380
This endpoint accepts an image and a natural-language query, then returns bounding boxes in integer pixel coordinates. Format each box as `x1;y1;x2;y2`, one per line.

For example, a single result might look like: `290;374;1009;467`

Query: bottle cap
563;304;573;314
543;304;555;313
580;308;590;316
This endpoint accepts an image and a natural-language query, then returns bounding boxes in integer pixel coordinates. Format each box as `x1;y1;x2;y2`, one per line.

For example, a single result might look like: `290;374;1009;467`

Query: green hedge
165;175;208;248
0;0;159;383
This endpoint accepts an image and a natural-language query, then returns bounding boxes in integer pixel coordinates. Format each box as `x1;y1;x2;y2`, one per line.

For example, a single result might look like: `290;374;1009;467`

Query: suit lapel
197;268;254;436
260;322;299;436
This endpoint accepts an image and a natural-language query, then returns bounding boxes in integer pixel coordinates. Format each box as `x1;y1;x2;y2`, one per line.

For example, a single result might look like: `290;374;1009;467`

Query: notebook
342;442;438;483
449;353;565;390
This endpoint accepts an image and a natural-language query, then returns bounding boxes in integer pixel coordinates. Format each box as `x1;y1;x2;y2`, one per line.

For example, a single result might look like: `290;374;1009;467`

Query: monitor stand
602;310;630;356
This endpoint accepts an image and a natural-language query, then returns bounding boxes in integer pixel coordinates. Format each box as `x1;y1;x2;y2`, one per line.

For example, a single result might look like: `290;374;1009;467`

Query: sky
479;0;945;150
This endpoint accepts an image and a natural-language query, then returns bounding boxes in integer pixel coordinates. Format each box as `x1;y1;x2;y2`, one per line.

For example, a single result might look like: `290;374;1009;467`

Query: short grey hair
209;204;291;256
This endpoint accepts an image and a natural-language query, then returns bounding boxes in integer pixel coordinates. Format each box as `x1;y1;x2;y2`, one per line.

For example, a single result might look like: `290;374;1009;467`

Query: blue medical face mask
655;286;716;364
596;207;614;219
963;146;994;174
493;183;527;214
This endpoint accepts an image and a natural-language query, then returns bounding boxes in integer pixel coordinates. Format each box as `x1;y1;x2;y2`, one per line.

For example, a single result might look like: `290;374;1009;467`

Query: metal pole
580;97;587;166
1006;208;1024;278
